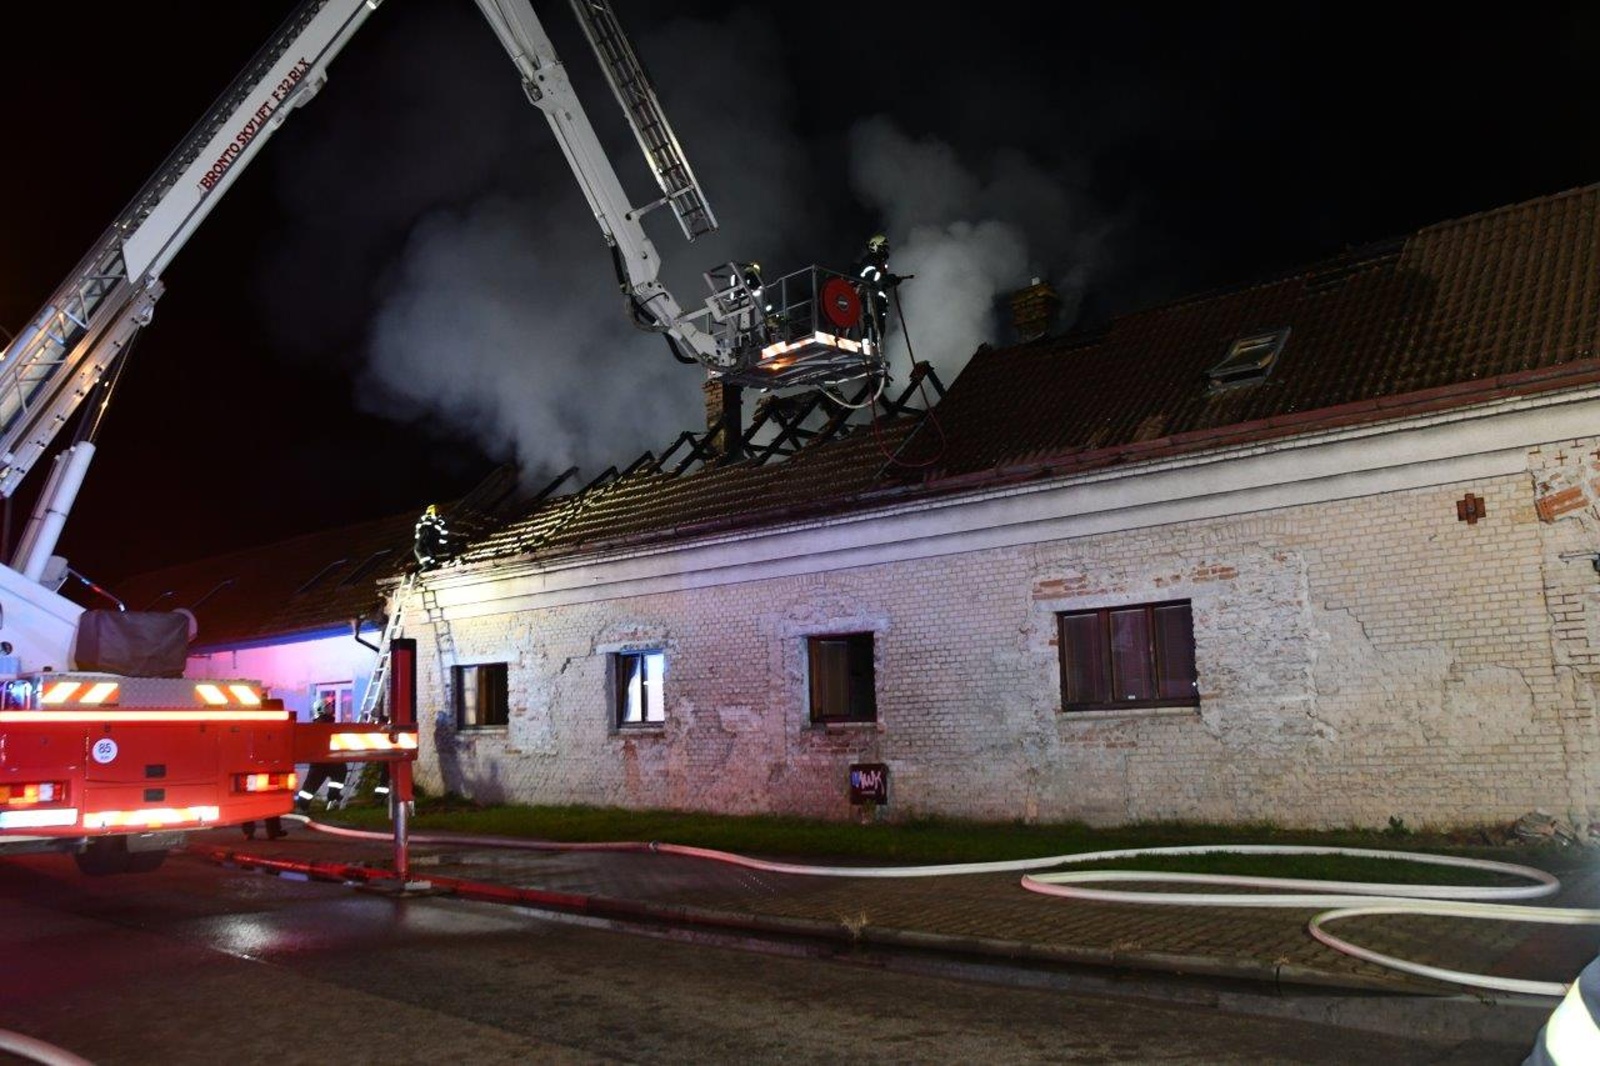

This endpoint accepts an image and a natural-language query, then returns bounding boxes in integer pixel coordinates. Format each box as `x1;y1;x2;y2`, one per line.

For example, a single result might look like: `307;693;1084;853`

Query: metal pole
388;637;418;885
393;782;409;883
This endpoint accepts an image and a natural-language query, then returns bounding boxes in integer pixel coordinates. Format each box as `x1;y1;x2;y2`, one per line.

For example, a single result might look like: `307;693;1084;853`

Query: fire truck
0;0;882;874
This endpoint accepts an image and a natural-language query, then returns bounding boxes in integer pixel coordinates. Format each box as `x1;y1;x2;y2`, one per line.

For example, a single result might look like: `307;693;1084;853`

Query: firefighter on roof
414;503;450;569
855;234;897;343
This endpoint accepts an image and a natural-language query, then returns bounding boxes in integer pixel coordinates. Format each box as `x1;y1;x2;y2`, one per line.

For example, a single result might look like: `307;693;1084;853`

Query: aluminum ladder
336;569;418;808
569;0;717;241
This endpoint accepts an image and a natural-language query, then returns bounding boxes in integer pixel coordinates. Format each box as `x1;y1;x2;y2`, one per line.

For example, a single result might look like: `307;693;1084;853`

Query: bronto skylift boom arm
0;0;386;583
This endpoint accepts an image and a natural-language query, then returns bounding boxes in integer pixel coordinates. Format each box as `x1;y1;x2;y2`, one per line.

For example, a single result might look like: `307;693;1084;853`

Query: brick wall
403;440;1600;831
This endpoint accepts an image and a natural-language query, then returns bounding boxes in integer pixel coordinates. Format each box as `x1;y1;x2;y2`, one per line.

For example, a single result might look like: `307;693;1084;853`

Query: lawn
322;795;1563;886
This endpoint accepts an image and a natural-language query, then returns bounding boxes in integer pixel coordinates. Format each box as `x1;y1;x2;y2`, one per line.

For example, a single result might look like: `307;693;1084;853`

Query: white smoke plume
848;116;1104;386
266;5;1110;489
362;194;690;477
342;6;821;486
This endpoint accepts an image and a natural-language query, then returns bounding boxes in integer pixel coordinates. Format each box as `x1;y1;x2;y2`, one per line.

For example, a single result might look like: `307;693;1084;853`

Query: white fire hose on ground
0;1028;94;1066
288;818;1600;998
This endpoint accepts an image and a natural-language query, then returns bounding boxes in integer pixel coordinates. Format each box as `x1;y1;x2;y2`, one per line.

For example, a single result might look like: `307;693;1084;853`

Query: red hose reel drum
820;277;862;331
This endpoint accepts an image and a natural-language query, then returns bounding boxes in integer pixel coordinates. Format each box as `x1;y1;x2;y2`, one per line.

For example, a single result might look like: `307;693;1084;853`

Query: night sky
0;1;1595;585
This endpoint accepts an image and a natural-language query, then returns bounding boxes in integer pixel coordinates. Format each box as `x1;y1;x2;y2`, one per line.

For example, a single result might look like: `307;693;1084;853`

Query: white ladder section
336;570;418;808
569;0;716;241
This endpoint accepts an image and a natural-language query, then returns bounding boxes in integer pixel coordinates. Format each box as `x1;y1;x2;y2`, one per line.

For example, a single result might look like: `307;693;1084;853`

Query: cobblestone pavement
189;826;1600;1000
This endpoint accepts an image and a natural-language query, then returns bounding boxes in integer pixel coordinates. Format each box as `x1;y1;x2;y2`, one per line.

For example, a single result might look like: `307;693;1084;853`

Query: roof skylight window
1207;327;1290;389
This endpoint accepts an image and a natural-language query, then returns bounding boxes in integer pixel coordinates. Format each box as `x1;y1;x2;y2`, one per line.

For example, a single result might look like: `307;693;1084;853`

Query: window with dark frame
453;663;509;729
808;633;877;723
1058;600;1198;712
613;650;665;727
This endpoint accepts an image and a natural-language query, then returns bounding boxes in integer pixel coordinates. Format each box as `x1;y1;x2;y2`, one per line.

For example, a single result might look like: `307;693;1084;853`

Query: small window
337;549;395;588
454;663;509;729
295;559;349;595
1207;328;1289;389
808;633;876;723
1059;600;1198;712
613;650;666;727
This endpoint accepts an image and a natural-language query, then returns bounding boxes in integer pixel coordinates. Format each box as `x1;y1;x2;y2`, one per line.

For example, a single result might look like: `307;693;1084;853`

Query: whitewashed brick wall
403;438;1600;831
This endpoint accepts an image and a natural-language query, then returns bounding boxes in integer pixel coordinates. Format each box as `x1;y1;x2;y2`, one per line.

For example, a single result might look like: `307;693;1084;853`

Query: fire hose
285;816;1600;997
0;1028;94;1066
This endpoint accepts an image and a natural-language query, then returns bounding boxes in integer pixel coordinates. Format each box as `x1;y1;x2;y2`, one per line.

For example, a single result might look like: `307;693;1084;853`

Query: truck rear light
0;781;83;832
1;781;67;805
235;771;297;794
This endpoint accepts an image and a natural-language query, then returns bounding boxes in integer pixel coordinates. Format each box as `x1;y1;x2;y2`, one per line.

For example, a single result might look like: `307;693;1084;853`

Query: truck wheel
73;839;167;875
73;839;132;875
125;849;168;873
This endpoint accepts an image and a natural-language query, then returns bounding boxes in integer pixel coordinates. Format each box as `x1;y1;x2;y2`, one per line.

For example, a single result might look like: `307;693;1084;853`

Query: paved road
0;851;1531;1065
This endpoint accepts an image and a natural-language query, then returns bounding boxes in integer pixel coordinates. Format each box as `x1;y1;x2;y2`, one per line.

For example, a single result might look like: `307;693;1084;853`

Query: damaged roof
458;418;922;564
108;183;1600;620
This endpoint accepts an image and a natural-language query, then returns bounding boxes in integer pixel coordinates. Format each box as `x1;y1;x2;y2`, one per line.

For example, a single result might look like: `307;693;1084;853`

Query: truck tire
73;839;167;875
125;849;168;873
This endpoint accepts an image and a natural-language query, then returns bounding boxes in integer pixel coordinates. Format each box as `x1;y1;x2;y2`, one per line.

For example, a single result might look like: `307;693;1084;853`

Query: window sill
1059;706;1199;721
811;720;883;733
456;726;509;734
613;725;667;737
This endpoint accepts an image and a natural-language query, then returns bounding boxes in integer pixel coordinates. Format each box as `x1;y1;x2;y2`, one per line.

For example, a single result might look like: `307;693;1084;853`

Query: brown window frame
453;662;509;729
807;633;877;724
1057;600;1198;712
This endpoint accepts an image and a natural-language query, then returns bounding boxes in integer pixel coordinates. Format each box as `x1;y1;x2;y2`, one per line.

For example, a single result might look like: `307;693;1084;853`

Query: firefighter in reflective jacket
855;234;895;343
413;503;449;569
296;697;344;811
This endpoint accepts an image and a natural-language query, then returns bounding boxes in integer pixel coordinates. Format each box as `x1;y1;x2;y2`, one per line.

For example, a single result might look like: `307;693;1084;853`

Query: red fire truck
0;673;416;873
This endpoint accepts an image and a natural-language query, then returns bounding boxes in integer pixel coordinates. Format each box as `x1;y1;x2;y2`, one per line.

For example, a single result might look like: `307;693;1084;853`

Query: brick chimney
1008;277;1061;342
702;377;743;464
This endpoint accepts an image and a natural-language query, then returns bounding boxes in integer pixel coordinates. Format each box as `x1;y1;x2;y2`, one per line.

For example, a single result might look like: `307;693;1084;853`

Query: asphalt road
0;850;1530;1065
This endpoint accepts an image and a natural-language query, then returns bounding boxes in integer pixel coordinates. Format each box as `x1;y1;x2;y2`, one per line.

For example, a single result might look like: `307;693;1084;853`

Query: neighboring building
98;465;521;721
107;510;419;721
400;185;1600;830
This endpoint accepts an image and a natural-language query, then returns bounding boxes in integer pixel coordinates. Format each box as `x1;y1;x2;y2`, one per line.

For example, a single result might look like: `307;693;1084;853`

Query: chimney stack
1008;277;1061;342
702;377;743;464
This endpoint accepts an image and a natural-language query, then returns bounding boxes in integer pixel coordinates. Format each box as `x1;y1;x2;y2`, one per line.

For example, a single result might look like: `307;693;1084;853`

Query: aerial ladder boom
0;0;384;673
473;0;886;387
0;1;382;501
